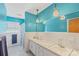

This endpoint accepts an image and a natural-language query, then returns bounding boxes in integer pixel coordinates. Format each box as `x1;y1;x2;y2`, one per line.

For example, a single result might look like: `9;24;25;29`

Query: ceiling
5;3;51;19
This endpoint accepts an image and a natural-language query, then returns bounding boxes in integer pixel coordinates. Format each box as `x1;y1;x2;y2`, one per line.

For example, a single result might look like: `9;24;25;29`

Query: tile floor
8;45;33;56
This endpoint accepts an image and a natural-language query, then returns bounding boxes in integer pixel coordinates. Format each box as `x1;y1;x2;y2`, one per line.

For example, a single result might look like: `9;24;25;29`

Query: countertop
29;38;79;56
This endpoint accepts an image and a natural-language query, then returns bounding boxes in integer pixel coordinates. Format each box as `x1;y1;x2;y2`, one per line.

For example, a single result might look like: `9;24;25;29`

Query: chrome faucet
33;36;39;39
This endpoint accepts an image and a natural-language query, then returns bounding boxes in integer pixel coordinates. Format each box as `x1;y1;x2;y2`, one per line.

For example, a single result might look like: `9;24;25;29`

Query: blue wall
38;3;79;32
25;12;45;32
0;3;6;21
0;21;7;33
0;3;7;32
25;3;79;32
25;12;37;32
45;18;67;32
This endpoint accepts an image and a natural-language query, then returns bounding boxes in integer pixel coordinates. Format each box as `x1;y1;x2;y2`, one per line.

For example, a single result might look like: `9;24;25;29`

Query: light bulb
53;8;59;17
60;15;65;20
43;21;47;24
36;19;40;23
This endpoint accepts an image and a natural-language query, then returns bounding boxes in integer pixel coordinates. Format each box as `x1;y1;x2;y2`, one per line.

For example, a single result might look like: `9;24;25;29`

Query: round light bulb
36;19;40;23
53;8;59;17
43;21;47;24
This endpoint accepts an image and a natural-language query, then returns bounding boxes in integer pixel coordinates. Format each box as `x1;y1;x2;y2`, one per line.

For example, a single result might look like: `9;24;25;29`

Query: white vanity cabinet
38;45;44;56
29;40;58;56
29;40;44;56
29;40;36;55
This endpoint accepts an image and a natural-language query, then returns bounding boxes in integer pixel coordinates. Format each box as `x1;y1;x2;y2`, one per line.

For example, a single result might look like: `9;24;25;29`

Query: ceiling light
43;21;47;24
53;4;65;20
36;19;40;23
53;4;59;17
36;9;40;24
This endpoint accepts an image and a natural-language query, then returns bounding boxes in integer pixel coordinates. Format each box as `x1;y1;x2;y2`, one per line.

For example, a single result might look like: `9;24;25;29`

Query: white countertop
29;38;79;56
70;50;79;56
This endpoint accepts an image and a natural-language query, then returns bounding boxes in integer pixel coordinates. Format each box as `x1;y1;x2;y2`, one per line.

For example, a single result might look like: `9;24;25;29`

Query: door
69;18;79;32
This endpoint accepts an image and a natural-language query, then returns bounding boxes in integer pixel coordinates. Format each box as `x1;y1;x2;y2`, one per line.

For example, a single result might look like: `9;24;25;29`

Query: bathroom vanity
29;39;72;56
26;32;79;56
29;38;79;56
29;39;58;56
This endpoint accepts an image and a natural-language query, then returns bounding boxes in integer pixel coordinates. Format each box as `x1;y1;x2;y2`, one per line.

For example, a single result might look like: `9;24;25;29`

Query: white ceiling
5;3;51;19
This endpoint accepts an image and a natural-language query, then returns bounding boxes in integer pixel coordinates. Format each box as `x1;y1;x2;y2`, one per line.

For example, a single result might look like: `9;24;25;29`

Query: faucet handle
33;36;39;39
